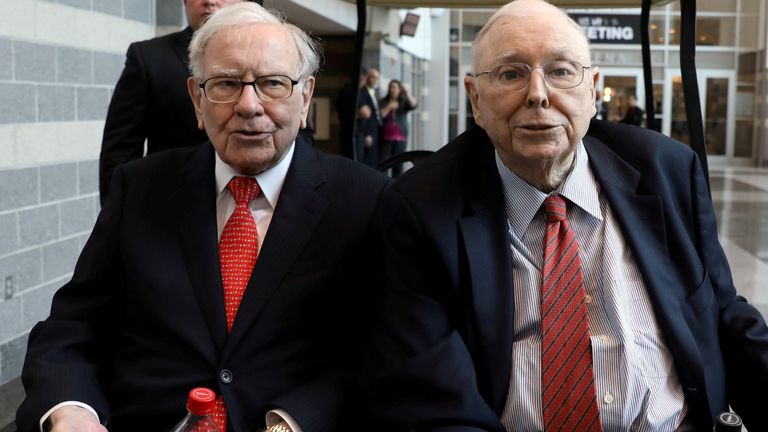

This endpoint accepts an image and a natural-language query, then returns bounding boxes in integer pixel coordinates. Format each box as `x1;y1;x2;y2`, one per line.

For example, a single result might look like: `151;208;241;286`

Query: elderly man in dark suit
17;3;389;432
363;0;768;431
99;0;244;204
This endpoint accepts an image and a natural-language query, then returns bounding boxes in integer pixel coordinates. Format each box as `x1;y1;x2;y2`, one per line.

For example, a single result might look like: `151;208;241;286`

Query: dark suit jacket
363;120;768;431
99;27;209;204
18;136;389;432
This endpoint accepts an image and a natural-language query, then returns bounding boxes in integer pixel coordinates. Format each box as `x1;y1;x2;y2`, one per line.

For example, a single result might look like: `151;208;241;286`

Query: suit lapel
225;139;330;352
457;131;515;414
172;143;228;359
584;136;706;389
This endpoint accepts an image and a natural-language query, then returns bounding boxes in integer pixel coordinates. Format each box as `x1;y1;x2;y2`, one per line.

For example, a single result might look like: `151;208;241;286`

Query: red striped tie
541;194;601;431
213;176;260;431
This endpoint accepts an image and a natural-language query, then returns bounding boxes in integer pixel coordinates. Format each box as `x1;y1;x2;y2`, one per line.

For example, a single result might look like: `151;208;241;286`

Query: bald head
472;0;590;70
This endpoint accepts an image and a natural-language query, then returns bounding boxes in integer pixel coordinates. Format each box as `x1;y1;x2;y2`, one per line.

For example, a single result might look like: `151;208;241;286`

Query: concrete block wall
0;0;162;426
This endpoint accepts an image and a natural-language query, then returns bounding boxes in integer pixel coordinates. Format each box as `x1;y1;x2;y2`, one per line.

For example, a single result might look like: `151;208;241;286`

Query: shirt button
603;393;614;404
220;369;233;384
598;335;609;342
584;294;592;304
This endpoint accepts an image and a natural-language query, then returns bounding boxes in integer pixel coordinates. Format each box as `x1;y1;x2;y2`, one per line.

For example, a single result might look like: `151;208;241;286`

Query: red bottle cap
186;387;217;416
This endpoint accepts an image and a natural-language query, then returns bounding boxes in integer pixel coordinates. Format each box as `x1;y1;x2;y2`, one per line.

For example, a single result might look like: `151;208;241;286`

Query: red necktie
540;195;601;431
214;176;260;431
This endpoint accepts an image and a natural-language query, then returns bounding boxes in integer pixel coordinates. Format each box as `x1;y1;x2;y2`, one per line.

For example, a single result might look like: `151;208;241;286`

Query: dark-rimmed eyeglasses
472;60;591;91
198;75;300;103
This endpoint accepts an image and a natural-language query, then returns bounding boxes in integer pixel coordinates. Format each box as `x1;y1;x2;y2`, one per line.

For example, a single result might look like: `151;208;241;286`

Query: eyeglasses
199;75;300;103
472;60;591;91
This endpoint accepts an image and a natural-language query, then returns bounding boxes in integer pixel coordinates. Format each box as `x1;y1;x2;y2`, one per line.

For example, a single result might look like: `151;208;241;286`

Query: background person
99;0;244;205
620;93;644;126
378;79;418;176
355;68;381;167
17;3;389;432
362;0;768;430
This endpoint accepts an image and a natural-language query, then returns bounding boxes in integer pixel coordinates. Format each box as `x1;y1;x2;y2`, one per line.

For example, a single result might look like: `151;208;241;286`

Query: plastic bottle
713;411;742;432
170;387;220;432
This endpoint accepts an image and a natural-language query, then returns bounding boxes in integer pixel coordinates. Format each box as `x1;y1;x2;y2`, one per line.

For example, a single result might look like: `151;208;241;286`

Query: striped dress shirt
496;141;689;431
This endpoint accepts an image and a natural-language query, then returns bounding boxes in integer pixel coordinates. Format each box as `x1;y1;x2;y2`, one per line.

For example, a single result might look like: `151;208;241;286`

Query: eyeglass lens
491;61;586;90
204;76;295;102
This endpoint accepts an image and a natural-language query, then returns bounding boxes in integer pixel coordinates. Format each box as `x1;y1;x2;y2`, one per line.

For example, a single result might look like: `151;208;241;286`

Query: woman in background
379;79;418;176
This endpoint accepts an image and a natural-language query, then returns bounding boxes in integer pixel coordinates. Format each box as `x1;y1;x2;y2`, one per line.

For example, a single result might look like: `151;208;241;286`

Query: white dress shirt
496;141;689;431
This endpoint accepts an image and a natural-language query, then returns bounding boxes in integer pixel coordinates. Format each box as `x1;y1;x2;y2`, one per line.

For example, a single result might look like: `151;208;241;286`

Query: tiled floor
710;166;768;320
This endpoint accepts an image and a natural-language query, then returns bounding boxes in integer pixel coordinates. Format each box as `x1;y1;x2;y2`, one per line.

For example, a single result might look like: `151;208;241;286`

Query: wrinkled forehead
205;23;299;70
474;6;590;68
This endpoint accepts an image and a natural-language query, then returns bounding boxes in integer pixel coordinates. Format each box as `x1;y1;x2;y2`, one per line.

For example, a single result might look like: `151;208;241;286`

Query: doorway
597;69;645;125
662;69;744;165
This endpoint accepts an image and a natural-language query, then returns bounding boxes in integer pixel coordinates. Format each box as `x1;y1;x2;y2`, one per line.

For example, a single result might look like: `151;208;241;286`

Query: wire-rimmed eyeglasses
199;75;300;103
472;60;591;91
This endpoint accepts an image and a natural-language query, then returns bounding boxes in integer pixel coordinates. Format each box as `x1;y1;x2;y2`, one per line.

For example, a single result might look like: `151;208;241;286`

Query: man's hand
357;105;372;119
49;406;107;432
364;135;373;148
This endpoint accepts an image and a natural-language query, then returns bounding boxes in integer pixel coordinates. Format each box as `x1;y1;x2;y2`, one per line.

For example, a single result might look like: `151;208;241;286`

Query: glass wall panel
669;17;736;47
735;119;754;158
461;12;493;42
670;76;690;145
649;15;666;44
704;78;729;156
671;0;736;13
450;46;459;76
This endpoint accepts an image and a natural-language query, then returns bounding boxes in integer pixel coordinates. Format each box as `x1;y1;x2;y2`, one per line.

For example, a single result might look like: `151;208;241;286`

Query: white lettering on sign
583;26;634;41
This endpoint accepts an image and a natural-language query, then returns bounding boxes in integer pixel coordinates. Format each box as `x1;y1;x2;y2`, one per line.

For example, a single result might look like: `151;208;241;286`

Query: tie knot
543;194;567;222
227;176;260;205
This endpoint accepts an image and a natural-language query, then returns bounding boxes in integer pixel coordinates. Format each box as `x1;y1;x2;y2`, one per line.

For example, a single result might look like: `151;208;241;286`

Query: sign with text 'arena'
570;14;641;45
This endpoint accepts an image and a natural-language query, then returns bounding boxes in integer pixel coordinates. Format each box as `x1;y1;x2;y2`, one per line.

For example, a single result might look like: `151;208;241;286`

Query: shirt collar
214;141;295;209
496;139;602;239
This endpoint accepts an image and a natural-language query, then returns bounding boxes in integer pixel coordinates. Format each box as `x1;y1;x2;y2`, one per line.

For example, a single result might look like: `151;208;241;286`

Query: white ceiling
342;0;674;6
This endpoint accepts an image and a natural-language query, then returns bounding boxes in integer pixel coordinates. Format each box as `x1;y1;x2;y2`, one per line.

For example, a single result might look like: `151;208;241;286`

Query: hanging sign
570;14;641;45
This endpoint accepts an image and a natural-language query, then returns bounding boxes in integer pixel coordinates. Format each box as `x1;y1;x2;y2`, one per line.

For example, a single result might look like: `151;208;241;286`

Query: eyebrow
206;67;242;78
492;47;582;64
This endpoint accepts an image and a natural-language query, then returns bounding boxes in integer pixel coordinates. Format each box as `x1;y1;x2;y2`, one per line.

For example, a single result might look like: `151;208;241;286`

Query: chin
228;154;276;176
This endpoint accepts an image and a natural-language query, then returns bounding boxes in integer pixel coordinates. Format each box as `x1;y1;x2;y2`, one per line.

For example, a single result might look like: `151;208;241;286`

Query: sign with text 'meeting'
570;14;641;45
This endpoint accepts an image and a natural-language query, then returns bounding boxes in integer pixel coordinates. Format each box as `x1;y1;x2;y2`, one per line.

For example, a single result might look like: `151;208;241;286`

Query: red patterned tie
213;176;260;431
541;195;601;431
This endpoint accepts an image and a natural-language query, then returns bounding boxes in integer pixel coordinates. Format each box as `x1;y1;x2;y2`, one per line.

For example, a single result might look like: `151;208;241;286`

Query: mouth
232;130;274;140
520;124;558;131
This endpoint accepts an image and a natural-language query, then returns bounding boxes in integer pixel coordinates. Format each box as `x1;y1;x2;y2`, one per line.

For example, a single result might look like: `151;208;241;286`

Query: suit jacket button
220;369;233;384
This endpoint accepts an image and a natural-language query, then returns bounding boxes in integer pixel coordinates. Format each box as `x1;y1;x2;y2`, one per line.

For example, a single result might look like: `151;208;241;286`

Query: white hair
188;2;321;80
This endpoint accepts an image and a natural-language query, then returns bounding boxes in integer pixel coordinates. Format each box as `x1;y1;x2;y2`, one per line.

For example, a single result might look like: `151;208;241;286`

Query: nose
525;67;550;109
234;84;265;117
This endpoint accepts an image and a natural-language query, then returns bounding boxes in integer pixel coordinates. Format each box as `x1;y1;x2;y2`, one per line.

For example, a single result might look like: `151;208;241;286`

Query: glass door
596;69;645;124
663;69;742;165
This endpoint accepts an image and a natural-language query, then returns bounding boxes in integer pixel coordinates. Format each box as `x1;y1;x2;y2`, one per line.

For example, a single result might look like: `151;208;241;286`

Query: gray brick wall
0;37;128;125
38;85;76;122
0;160;98;425
0;161;99;376
0;1;160;425
46;0;155;24
15;41;56;84
0;40;11;81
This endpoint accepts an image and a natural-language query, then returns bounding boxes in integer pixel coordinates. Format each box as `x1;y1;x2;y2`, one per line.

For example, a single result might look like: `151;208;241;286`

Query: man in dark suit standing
17;3;388;432
99;0;244;204
355;68;381;167
620;93;644;126
363;0;768;431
